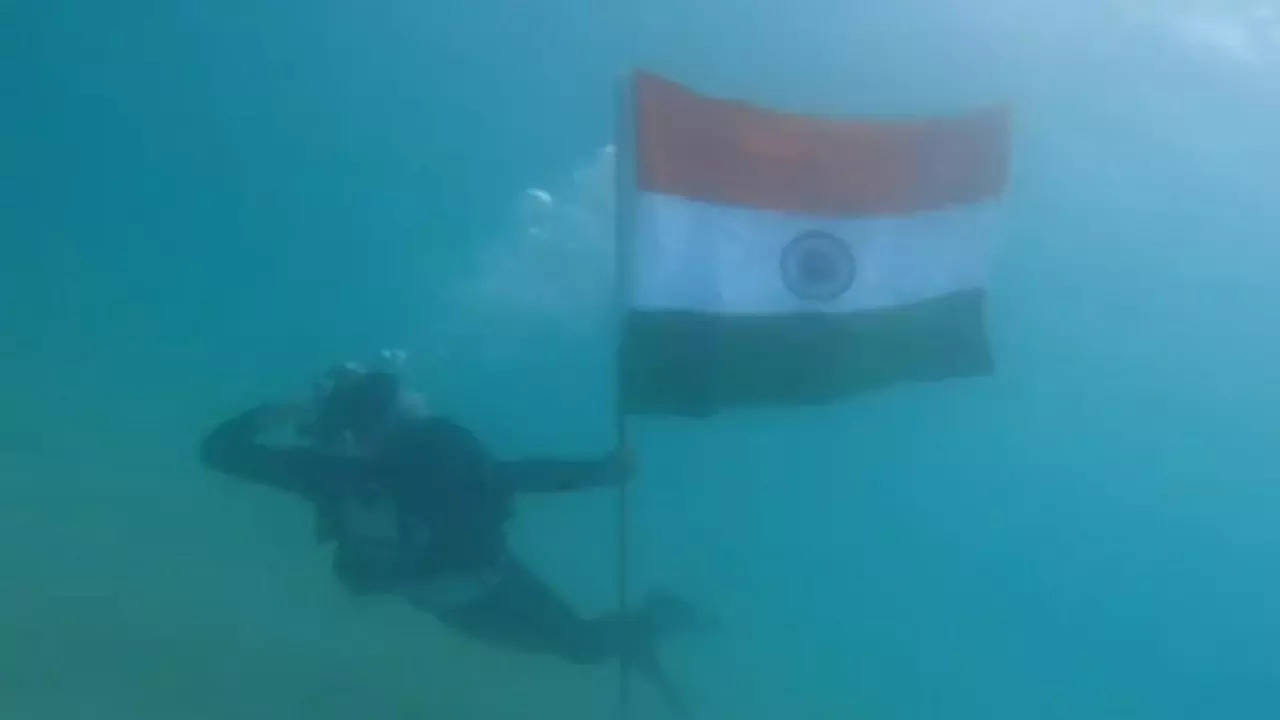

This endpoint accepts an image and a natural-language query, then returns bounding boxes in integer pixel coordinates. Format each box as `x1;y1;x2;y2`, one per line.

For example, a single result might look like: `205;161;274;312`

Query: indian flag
617;72;1011;416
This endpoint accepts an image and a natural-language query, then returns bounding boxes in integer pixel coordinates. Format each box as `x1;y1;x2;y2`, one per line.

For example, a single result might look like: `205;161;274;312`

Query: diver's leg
427;559;700;717
433;557;623;664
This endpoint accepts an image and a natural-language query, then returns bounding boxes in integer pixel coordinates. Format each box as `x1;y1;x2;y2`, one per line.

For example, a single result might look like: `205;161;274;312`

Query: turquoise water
4;1;1279;718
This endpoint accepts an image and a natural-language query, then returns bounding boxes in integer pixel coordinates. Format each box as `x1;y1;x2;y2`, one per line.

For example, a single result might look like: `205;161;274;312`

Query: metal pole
616;416;631;714
613;72;635;718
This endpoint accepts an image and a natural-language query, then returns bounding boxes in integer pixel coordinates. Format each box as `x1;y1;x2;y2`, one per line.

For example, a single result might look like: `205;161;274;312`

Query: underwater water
4;0;1279;718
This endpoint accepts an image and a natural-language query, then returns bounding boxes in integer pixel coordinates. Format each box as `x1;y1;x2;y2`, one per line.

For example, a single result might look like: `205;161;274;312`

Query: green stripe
620;289;992;416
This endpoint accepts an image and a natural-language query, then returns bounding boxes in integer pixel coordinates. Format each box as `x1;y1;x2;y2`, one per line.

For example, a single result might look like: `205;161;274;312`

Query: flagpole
613;73;635;718
615;411;631;715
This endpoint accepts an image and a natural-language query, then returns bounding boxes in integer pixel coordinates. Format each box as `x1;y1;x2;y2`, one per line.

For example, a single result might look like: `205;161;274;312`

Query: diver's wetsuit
200;404;643;665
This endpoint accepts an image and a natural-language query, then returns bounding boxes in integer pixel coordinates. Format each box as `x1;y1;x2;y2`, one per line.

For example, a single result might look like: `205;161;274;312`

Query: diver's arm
490;451;630;493
199;404;365;499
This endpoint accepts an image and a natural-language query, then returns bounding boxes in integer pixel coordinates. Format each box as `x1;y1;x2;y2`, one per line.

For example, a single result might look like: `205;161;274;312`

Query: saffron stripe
633;72;1011;216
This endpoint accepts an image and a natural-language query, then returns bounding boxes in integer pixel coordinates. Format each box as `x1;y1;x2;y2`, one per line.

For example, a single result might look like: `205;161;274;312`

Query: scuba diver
200;359;706;715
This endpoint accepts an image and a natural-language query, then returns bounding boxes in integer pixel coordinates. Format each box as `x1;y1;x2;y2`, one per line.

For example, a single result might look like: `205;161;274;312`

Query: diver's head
301;361;426;455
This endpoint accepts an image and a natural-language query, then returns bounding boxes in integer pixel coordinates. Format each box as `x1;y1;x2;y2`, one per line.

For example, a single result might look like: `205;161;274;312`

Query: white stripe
629;192;998;315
